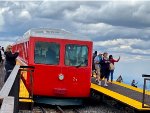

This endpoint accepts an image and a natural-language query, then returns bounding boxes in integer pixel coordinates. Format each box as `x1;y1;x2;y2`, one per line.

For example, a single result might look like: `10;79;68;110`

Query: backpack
109;63;115;70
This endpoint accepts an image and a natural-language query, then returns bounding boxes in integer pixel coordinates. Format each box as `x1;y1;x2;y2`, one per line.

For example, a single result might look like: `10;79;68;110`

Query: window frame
34;41;60;65
64;44;88;67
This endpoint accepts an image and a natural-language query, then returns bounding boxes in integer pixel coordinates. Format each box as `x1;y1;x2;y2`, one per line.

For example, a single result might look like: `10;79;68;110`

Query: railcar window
65;44;88;67
34;42;60;65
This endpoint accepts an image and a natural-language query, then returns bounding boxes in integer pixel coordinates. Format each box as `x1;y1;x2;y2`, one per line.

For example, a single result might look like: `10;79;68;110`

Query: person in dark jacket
4;45;19;82
98;52;110;86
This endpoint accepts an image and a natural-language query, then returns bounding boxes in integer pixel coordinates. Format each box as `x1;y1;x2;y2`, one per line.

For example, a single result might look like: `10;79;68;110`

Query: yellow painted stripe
91;83;150;110
113;81;150;96
19;80;33;102
19;99;33;102
92;76;150;96
19;80;29;97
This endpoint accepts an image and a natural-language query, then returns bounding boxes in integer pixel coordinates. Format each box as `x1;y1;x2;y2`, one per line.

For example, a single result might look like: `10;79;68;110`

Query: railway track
32;105;81;113
56;106;65;113
56;106;80;113
22;102;133;113
21;91;135;113
39;106;46;113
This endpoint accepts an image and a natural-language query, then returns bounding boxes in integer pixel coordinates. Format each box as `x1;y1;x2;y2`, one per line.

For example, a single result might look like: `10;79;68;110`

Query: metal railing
19;66;34;110
0;65;35;113
142;74;150;108
0;65;20;113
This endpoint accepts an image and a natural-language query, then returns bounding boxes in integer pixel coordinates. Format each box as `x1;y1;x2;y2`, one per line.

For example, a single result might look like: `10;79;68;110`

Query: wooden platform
91;77;150;111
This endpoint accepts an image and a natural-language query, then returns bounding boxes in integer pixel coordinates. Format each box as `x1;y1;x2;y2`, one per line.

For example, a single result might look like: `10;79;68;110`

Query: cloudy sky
0;0;150;86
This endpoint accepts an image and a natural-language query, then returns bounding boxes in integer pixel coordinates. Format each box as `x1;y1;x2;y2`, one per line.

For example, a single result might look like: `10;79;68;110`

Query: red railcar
12;28;93;104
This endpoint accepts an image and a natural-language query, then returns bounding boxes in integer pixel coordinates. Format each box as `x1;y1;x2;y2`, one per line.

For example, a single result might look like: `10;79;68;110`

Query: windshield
65;44;88;67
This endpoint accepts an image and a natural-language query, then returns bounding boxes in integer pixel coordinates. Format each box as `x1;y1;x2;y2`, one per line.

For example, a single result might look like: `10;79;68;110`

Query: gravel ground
20;101;133;113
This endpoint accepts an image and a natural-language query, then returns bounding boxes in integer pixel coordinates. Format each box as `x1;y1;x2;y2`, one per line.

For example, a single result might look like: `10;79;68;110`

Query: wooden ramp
91;77;150;111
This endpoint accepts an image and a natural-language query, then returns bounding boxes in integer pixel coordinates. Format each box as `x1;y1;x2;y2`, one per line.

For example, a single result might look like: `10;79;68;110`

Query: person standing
108;55;120;82
100;52;110;86
92;51;97;75
1;47;4;52
94;53;102;85
1;47;5;64
4;45;19;82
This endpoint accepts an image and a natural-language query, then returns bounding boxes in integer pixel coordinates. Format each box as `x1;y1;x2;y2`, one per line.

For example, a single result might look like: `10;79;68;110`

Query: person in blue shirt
94;53;102;85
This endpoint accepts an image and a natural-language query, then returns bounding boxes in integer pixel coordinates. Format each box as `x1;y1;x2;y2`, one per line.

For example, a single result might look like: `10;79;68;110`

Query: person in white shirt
94;53;102;85
1;47;5;64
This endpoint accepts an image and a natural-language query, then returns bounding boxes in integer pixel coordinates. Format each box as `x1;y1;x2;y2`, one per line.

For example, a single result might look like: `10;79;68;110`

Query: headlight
58;74;64;80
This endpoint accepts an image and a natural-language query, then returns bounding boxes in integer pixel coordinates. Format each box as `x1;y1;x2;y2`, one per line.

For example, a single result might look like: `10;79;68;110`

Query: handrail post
142;74;150;108
142;78;146;108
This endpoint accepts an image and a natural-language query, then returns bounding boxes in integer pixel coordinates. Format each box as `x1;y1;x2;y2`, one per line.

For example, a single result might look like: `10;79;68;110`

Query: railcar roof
15;28;91;44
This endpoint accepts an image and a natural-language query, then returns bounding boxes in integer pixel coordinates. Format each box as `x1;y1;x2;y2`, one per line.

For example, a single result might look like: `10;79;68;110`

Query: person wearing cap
94;53;102;85
4;45;19;82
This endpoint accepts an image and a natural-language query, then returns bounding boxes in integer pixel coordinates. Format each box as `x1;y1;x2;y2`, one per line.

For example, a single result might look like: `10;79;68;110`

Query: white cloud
0;8;5;31
94;38;150;62
64;1;150;28
94;39;141;47
0;41;13;48
0;1;150;62
1;1;150;42
0;14;4;31
19;10;31;20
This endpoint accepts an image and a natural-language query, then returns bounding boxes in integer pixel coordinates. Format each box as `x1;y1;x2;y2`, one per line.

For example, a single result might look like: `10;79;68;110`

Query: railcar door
32;40;62;96
62;43;91;97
